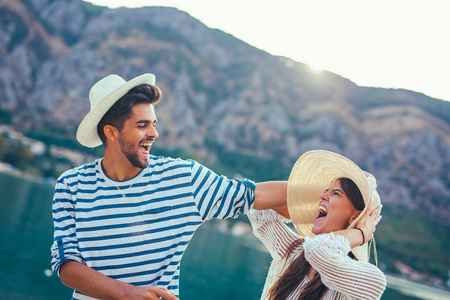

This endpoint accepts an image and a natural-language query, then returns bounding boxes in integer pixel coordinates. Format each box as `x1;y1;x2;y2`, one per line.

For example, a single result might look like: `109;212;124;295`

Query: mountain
1;0;449;282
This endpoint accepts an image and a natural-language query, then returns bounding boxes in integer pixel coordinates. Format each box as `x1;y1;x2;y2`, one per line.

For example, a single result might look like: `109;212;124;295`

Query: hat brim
287;150;373;262
76;73;157;148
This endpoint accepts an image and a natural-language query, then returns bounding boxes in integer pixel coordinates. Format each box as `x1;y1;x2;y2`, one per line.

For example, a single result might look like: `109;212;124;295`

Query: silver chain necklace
115;184;146;218
112;168;147;198
116;184;134;199
112;174;147;217
101;160;148;218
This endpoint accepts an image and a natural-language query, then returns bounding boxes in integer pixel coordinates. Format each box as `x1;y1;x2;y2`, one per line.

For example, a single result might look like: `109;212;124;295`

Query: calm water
0;172;443;300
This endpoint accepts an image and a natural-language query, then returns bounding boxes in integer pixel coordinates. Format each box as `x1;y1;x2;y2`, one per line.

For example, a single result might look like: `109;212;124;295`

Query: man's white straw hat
76;73;157;148
287;150;380;262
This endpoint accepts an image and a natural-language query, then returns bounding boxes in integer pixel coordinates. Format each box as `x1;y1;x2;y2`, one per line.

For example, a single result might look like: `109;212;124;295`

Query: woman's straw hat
76;73;158;148
287;150;380;262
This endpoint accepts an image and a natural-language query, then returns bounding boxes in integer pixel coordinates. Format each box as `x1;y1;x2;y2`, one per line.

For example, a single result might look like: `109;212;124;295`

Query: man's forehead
129;103;157;120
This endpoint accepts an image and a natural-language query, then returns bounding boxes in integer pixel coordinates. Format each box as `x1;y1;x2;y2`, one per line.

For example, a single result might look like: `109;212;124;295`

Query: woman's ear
348;210;362;225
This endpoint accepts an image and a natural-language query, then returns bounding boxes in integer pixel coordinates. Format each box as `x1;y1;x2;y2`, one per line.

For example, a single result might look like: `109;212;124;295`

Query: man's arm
60;261;179;300
253;181;287;210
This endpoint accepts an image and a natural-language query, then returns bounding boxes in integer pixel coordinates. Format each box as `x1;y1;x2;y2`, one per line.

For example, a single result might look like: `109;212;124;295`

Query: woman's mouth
315;205;328;221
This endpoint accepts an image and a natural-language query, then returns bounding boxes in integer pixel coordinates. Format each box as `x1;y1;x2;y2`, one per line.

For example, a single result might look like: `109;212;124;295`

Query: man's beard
118;135;149;169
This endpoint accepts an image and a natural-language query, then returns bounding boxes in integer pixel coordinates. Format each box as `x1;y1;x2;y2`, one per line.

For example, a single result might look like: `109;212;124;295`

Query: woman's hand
355;198;382;244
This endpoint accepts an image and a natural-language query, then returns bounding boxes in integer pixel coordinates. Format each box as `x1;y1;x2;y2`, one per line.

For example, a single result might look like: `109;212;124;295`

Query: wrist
354;227;365;246
114;281;134;300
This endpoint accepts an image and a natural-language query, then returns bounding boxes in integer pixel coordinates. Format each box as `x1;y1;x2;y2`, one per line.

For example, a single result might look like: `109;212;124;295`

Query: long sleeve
303;233;386;300
190;160;255;221
248;209;306;300
51;170;84;276
248;209;300;260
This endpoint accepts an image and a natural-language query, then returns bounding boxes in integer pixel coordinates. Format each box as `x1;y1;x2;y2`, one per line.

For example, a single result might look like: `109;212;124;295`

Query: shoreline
385;274;450;300
230;227;450;298
1;168;449;298
0;163;55;185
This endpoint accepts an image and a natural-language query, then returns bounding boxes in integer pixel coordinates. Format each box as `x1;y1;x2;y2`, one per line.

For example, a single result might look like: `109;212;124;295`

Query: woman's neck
307;268;317;281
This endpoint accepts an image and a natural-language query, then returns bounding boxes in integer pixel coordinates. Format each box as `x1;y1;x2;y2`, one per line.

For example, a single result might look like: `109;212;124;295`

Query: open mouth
138;142;152;155
315;205;328;220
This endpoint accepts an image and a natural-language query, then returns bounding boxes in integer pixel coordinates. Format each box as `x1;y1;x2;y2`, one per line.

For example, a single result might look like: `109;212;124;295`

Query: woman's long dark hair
268;178;364;300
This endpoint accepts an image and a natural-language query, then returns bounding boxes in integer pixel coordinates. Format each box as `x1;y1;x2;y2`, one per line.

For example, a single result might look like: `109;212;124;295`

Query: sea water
0;172;442;299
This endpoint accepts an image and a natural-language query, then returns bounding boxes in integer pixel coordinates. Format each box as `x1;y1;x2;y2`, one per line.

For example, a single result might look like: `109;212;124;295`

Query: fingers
364;198;373;216
374;214;382;224
371;204;382;229
371;204;382;215
158;288;179;300
356;198;383;242
367;195;382;216
148;287;179;300
363;171;373;178
369;214;382;238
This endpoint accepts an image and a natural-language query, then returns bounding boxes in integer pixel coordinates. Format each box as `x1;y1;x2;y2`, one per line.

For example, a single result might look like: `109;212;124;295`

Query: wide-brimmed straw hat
76;73;158;148
287;150;380;262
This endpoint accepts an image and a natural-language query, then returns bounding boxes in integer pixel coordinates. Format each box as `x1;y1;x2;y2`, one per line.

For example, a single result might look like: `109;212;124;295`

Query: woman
248;150;386;300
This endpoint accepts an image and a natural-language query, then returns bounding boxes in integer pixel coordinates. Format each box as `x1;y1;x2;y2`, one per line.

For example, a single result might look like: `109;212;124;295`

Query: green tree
4;142;34;169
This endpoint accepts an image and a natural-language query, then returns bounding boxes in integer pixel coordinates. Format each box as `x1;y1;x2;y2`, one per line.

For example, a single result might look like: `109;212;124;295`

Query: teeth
319;205;327;213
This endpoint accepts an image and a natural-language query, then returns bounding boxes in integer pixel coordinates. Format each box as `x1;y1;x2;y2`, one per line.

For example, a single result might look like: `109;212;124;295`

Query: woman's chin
312;217;327;235
311;225;322;235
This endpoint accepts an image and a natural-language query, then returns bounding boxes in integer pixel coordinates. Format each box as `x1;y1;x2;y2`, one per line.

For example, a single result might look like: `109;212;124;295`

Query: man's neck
102;154;142;181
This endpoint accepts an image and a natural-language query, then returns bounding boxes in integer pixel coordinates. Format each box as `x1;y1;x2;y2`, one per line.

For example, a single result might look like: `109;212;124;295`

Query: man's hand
125;286;179;300
60;261;180;300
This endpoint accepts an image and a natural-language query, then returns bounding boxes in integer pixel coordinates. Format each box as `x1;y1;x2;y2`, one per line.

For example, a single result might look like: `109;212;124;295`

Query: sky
84;0;450;102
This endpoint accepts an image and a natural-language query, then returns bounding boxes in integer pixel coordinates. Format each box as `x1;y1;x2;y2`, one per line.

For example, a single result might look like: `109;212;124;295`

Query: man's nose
147;126;159;139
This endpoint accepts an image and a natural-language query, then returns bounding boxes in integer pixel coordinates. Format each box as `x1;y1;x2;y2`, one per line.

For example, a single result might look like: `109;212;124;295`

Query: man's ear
103;125;119;143
348;210;362;225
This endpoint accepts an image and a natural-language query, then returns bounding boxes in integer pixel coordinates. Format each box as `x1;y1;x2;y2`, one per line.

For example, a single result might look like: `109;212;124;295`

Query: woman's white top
248;209;386;300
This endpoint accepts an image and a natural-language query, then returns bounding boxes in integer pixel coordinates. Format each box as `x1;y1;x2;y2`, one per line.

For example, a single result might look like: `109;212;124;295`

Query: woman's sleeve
303;233;386;300
248;209;300;259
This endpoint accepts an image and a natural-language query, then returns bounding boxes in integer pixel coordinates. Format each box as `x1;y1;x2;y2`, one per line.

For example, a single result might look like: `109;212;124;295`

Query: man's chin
127;155;150;169
136;159;150;169
141;160;150;169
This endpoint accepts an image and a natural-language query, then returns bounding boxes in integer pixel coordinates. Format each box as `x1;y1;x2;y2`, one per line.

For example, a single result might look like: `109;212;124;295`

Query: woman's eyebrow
332;188;344;194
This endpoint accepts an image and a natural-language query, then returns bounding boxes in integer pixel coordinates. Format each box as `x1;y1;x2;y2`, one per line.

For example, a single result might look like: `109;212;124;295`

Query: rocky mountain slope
1;0;449;279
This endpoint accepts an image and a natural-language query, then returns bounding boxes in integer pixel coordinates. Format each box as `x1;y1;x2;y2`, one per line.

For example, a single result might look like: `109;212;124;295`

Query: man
51;73;287;300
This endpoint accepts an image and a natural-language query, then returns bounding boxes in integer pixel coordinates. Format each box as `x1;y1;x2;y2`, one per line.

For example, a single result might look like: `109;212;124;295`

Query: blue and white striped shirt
51;156;255;299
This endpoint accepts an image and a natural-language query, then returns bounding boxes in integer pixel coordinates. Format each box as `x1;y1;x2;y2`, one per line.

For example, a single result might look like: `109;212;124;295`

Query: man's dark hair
97;84;161;146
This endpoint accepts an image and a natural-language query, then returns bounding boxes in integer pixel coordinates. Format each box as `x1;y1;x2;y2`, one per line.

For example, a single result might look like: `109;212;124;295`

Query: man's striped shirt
51;156;255;299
